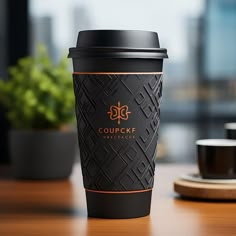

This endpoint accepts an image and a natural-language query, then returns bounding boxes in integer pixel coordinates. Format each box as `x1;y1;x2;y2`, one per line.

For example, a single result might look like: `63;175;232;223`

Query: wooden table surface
0;164;236;236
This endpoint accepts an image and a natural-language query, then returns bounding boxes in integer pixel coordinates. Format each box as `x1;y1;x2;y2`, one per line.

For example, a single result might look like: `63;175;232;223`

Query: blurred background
1;0;236;164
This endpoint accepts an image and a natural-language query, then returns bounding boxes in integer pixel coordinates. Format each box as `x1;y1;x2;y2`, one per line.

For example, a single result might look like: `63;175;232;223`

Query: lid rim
69;47;167;52
68;47;168;59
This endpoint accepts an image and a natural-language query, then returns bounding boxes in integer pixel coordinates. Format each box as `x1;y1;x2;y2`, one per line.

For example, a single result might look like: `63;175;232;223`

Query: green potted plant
0;45;77;179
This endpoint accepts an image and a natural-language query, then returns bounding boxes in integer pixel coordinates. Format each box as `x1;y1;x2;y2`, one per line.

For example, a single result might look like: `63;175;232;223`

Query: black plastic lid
68;30;168;59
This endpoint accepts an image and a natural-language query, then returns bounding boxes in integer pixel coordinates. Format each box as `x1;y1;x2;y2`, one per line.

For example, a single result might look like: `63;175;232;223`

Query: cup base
85;189;152;219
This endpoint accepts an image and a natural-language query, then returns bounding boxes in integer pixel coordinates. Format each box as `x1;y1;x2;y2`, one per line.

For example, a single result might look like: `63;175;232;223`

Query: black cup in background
68;30;168;218
225;123;236;139
197;139;236;179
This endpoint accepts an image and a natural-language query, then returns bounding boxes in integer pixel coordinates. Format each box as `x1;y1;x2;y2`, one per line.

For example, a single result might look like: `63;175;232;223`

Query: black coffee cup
197;139;236;179
68;30;168;218
225;123;236;139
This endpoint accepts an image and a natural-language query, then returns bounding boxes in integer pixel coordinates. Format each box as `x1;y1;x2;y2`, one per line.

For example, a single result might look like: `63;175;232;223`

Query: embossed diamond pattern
73;73;163;191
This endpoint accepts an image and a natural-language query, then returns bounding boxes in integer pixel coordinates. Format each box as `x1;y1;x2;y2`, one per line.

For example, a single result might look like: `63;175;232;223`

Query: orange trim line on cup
73;72;163;75
85;188;152;194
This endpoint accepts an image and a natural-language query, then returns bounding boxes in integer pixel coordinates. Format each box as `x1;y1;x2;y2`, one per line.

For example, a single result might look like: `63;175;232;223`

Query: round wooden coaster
174;179;236;200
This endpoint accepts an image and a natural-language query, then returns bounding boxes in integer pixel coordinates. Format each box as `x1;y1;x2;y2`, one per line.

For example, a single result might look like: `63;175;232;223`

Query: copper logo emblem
107;101;131;125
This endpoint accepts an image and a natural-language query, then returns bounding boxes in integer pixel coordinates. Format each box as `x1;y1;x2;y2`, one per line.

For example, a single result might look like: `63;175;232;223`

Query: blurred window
29;0;236;163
